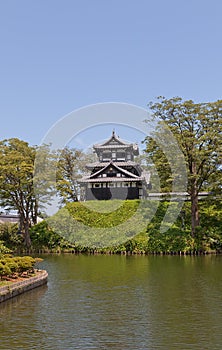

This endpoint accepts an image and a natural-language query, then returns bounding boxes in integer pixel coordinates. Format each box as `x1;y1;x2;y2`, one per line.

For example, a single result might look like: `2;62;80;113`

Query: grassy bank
1;199;222;254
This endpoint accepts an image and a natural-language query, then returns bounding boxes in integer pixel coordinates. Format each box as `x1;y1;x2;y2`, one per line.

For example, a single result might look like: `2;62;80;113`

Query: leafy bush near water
0;223;23;250
65;200;140;227
2;199;222;254
30;221;71;250
0;256;42;280
0;240;12;256
47;200;157;249
30;199;222;253
145;199;222;253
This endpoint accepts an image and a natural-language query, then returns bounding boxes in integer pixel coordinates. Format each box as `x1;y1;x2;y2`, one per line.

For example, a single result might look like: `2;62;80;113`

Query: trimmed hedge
0;256;42;280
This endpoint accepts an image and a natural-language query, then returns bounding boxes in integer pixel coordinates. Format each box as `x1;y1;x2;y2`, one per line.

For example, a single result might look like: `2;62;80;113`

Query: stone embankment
0;270;48;303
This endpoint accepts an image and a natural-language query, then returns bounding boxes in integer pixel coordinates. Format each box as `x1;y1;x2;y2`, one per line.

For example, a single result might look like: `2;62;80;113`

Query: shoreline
0;270;48;303
14;248;221;256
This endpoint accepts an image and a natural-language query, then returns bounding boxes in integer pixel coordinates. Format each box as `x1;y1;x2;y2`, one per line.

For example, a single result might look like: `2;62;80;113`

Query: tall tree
0;138;38;246
56;147;95;204
33;143;57;215
145;97;222;236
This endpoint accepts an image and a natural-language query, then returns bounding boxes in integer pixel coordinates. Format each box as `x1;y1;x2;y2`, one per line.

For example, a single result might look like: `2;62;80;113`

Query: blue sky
0;0;222;147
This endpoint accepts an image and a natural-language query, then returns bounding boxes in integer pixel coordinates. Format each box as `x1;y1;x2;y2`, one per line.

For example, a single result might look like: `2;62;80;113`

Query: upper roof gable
94;131;131;148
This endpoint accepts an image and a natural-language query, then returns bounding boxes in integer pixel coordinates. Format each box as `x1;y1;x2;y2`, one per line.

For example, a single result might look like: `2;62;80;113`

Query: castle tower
79;131;150;200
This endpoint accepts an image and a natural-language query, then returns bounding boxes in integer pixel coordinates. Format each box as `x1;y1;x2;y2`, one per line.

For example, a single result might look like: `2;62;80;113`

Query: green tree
145;97;222;236
56;147;95;203
0;139;40;247
33;143;57;214
0;240;12;257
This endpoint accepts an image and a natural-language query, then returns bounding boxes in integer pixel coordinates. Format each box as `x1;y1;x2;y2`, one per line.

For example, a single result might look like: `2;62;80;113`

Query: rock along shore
0;270;48;303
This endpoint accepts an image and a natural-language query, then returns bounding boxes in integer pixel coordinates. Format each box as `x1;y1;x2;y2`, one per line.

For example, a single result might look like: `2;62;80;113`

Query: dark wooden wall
85;187;140;200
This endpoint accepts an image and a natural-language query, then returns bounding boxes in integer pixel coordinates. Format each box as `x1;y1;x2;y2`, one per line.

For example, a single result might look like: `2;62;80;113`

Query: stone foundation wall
0;270;48;303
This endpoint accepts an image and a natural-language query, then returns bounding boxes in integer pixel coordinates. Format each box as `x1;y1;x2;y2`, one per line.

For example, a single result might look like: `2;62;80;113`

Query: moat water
1;254;222;349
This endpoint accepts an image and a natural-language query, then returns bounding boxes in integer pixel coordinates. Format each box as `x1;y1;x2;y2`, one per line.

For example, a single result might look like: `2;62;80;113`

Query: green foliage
0;241;12;257
0;256;39;279
142;199;222;253
47;199;159;249
45;199;222;253
30;220;74;250
13;256;36;273
146;227;193;253
0;223;23;249
142;202;193;253
66;200;140;228
0;262;11;280
0;139;37;247
2;198;221;254
145;97;222;236
123;232;149;253
195;199;222;251
30;221;59;248
3;257;19;273
144;138;172;192
0;139;56;247
56;147;96;203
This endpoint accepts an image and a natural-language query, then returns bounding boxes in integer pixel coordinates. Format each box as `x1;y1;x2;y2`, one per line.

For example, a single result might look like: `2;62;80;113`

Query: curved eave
85;161;140;169
79;177;144;183
93;132;130;147
93;144;133;150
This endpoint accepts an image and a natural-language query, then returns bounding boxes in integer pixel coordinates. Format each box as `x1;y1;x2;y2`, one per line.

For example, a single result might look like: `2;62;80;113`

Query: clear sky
0;0;222;147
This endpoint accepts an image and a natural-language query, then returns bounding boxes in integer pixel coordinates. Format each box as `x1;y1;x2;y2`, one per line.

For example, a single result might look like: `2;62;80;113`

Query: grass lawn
0;280;13;287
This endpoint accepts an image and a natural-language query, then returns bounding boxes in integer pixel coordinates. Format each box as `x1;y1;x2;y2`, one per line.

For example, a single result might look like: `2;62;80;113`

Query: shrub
0;262;11;280
0;223;22;248
13;256;36;274
3;258;18;274
0;255;43;280
30;221;64;249
0;241;12;257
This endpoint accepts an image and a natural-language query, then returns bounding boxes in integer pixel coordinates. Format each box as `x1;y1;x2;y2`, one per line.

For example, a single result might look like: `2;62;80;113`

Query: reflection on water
0;255;222;349
0;284;48;313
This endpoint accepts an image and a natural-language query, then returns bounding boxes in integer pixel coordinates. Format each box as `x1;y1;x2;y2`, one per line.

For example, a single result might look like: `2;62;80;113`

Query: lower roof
79;177;144;183
86;161;139;168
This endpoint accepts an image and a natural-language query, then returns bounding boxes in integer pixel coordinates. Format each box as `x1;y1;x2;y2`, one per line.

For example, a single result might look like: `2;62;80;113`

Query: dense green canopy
145;97;222;236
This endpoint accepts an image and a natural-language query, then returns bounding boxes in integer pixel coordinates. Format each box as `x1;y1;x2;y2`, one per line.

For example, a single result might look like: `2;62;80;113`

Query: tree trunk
31;199;38;225
191;193;199;237
20;214;31;248
23;220;31;248
190;161;200;237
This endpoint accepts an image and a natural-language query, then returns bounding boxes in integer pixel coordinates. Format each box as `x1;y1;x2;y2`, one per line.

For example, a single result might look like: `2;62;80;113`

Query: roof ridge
87;161;140;179
93;131;131;148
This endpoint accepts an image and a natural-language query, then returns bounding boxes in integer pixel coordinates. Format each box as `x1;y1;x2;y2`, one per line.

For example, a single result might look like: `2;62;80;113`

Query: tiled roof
93;144;133;149
93;131;130;147
86;161;139;168
79;177;144;183
0;214;20;223
86;161;139;180
80;161;151;185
